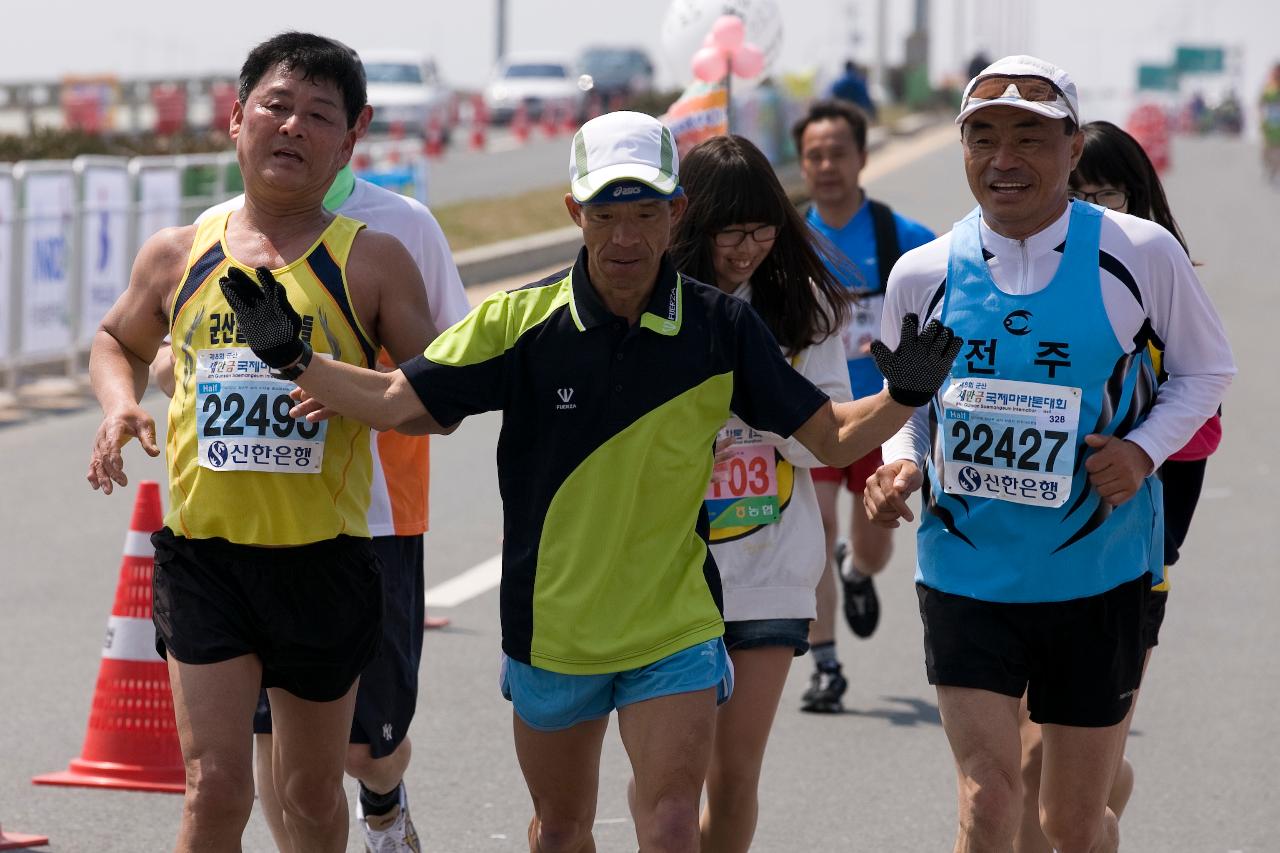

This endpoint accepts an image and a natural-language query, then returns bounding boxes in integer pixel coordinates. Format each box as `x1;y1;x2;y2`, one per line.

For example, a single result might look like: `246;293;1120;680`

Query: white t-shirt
710;282;853;622
880;205;1236;470
199;180;470;536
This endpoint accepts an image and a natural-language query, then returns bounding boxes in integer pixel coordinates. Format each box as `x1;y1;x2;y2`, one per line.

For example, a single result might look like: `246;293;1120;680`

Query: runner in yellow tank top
166;208;374;545
84;34;439;853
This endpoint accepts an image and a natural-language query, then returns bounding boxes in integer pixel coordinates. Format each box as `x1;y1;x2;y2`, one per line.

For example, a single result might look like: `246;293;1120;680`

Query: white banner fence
0;151;241;390
0;146;426;393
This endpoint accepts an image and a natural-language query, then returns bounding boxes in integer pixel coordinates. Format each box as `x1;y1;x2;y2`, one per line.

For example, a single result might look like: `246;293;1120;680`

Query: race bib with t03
705;426;780;529
940;377;1081;508
195;347;327;474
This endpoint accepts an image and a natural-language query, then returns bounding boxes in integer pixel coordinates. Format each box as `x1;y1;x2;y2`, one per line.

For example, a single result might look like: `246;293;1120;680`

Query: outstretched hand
288;385;340;423
863;459;924;528
87;405;160;494
871;313;962;407
218;266;305;369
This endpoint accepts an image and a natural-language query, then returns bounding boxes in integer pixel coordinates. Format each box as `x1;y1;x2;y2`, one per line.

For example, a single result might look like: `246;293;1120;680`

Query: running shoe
357;781;422;853
800;663;847;713
836;538;880;638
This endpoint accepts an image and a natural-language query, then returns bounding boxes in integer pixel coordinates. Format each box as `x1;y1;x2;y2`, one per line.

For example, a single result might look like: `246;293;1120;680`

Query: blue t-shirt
830;72;876;118
807;201;935;398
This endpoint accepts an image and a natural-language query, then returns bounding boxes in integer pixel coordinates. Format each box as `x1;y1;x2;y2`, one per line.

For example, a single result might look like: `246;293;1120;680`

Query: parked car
361;49;454;138
483;53;592;124
577;46;654;101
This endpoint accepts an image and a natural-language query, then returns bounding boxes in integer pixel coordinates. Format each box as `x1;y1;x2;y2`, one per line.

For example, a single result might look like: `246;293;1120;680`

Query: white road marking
425;554;502;607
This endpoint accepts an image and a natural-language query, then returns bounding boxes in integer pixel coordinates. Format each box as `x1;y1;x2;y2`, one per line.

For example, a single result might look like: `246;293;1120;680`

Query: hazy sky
1;0;1276;127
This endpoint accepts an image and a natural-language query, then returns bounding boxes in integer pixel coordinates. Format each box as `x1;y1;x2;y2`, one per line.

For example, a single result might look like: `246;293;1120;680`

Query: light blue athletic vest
917;202;1163;602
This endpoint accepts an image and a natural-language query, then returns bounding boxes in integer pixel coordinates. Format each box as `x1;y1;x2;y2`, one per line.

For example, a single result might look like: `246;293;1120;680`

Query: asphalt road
1;133;1276;851
424;131;568;207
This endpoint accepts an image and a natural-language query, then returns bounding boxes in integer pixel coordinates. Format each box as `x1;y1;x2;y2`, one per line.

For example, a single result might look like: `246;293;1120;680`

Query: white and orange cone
33;482;184;794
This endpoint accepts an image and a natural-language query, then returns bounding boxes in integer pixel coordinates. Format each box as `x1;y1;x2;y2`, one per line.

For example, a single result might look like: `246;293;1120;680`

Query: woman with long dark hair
1014;119;1223;853
667;133;855;852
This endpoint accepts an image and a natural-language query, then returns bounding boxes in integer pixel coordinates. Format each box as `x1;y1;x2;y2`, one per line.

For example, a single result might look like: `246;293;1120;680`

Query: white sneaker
356;781;422;852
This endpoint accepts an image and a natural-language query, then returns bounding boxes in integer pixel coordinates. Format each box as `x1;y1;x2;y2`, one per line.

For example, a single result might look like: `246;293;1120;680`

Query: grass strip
433;185;570;252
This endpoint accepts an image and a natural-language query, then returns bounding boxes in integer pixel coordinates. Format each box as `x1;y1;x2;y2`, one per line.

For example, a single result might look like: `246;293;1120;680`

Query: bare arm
150;345;176;397
87;226;193;493
286;229;454;435
792;389;916;468
346;229;439;364
285;358;443;433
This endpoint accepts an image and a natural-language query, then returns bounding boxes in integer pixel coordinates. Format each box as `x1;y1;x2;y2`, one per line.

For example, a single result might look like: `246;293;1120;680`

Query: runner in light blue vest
863;54;1233;853
919;200;1163;603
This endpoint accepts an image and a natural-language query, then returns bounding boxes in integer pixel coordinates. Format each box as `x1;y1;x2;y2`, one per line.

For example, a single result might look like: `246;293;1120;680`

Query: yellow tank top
164;210;376;545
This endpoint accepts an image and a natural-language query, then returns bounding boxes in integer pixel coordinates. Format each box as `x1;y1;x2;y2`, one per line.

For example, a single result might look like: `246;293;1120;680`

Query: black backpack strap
867;198;901;293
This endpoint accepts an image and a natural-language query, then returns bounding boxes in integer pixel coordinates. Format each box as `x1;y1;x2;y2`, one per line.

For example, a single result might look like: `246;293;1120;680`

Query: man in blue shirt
793;99;935;712
830;61;877;120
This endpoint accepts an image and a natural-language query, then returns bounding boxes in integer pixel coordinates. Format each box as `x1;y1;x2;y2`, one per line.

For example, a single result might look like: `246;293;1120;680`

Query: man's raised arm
219;266;445;433
793;314;961;468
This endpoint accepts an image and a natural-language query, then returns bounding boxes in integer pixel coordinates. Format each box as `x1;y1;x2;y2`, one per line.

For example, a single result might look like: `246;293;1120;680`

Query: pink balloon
691;46;729;83
731;43;765;79
710;15;746;51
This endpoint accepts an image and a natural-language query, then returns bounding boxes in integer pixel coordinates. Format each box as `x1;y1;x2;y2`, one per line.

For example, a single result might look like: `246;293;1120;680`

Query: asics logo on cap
613;185;643;198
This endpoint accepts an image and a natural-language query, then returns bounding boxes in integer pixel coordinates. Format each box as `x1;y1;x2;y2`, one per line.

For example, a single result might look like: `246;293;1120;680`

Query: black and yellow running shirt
165;210;377;546
400;249;828;674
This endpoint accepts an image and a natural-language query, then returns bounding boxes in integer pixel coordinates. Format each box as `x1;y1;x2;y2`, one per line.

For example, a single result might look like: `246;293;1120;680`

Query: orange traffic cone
0;822;48;850
424;113;445;159
469;95;488;151
33;482;184;794
512;102;530;143
540;101;559;138
560;99;577;135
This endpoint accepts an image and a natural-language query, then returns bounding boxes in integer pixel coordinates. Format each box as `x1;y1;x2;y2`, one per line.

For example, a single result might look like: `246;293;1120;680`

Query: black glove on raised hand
218;266;306;369
870;313;963;407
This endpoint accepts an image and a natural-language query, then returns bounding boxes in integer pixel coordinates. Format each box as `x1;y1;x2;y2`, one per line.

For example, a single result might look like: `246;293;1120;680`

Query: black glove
218;266;305;369
870;313;962;407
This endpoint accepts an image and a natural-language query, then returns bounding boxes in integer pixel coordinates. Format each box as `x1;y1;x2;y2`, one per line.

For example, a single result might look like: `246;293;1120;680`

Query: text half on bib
164;211;377;545
918;202;1163;603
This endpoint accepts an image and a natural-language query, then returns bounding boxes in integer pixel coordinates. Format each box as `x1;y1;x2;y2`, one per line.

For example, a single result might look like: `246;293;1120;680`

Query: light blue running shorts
499;637;734;731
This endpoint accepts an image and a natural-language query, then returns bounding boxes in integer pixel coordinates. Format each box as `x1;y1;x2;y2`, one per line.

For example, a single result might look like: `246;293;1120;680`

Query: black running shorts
253;534;425;756
916;575;1149;727
1161;458;1207;567
1143;588;1169;649
152;527;383;703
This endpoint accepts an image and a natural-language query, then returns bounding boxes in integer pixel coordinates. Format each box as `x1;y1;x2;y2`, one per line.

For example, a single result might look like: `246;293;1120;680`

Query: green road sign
1138;64;1179;91
1175;46;1225;74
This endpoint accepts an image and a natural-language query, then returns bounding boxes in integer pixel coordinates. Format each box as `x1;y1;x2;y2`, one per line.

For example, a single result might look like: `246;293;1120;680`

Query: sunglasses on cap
964;74;1077;121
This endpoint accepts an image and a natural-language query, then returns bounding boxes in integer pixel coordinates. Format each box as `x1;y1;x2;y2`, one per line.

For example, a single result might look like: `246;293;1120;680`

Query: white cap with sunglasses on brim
569;111;683;204
955;55;1080;126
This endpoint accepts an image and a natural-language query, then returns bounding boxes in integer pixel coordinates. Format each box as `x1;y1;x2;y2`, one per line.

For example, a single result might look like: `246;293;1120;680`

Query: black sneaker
800;664;847;713
836;538;880;638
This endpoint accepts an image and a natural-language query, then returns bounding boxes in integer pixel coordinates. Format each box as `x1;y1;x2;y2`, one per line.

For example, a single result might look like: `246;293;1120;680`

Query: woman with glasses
667;134;854;853
1015;119;1223;853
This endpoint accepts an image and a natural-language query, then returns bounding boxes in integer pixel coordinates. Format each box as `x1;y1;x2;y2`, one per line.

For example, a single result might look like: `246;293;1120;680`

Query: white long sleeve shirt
711;282;853;622
881;206;1235;470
